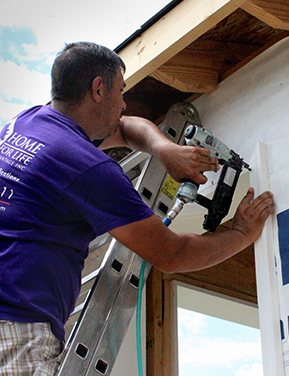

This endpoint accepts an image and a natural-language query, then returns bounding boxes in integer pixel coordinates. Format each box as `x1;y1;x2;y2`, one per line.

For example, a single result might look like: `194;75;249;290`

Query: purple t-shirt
0;106;153;340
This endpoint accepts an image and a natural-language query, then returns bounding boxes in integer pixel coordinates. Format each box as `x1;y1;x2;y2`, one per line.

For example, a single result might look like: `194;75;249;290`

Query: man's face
101;70;127;138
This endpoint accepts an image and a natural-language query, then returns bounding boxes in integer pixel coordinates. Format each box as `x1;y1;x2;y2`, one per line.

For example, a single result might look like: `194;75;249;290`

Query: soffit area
118;0;289;123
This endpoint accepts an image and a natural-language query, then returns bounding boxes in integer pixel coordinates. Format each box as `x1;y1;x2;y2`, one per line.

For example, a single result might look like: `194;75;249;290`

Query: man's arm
99;115;219;184
109;189;274;273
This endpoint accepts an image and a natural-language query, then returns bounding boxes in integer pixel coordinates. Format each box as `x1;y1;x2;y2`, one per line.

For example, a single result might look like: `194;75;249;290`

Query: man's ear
91;76;103;103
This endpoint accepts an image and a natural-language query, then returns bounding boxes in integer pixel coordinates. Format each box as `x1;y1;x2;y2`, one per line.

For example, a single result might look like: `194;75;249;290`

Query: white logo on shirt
0;118;16;146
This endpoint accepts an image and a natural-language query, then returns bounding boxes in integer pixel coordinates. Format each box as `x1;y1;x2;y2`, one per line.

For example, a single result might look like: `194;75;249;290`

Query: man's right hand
158;143;220;184
231;188;274;245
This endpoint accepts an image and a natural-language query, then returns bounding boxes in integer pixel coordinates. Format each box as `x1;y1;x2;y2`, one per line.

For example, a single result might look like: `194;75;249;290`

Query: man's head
51;42;126;105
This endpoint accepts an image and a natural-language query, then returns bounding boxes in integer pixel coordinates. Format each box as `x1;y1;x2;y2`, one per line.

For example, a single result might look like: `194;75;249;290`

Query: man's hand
231;188;274;245
159;143;219;184
102;116;219;185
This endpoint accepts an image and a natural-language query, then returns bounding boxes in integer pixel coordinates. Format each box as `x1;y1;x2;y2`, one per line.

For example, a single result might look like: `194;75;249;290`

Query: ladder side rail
59;240;136;374
85;253;151;375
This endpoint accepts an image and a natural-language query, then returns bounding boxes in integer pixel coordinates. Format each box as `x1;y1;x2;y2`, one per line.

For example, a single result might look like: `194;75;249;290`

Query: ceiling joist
149;38;258;93
241;0;289;30
150;65;218;93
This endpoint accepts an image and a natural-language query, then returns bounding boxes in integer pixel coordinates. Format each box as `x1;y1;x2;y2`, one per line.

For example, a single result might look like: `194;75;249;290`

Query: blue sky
0;0;169;126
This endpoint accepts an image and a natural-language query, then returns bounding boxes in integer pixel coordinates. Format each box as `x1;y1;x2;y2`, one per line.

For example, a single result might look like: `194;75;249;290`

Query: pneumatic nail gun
165;124;250;232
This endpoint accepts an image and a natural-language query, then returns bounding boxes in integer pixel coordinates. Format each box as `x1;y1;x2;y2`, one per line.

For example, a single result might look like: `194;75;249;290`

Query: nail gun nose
184;124;197;139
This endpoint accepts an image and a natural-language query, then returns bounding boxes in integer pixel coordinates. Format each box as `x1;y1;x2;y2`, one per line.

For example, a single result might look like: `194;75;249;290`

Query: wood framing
162;280;178;376
118;0;248;91
121;4;289;121
146;268;163;376
146;269;179;376
149;38;258;93
150;65;219;93
242;0;289;29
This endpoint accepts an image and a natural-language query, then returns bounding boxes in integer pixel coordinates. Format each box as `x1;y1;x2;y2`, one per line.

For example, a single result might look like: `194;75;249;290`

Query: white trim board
250;141;284;376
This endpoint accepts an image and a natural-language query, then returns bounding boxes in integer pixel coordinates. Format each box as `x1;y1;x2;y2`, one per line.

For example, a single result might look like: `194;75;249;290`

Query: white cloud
235;363;263;376
178;309;208;337
0;60;51;104
0;60;51;124
0;98;27;125
177;309;262;374
178;334;262;369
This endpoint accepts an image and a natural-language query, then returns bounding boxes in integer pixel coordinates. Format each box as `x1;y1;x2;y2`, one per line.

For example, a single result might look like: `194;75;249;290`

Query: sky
0;1;264;374
178;308;263;376
0;0;170;127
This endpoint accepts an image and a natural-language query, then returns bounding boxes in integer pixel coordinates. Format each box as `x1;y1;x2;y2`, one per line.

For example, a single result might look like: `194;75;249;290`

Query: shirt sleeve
62;159;154;237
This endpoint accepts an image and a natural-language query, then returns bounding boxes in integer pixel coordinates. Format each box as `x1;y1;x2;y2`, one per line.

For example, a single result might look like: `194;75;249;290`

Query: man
0;42;274;375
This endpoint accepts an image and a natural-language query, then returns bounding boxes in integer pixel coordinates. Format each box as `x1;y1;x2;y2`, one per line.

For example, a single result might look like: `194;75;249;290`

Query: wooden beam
242;0;289;30
162;280;178;376
149;38;258;93
146;270;179;376
163;272;257;304
118;0;248;91
221;30;289;81
149;42;220;92
146;268;164;376
150;66;218;93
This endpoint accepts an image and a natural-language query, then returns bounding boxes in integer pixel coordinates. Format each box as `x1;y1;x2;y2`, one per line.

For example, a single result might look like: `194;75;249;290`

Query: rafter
150;66;218;93
149;38;258;93
242;0;289;30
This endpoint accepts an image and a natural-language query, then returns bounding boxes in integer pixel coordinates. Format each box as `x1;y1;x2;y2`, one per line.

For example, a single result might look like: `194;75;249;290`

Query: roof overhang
117;0;289;121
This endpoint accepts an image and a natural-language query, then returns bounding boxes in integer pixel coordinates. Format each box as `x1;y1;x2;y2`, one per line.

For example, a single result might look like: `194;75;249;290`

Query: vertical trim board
250;141;284;376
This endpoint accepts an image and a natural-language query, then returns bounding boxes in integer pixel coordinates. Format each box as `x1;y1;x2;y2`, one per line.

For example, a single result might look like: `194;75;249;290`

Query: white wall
193;37;289;216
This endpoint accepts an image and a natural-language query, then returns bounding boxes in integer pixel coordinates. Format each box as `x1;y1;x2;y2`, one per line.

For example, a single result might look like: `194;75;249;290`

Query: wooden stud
162;280;178;376
146;267;164;376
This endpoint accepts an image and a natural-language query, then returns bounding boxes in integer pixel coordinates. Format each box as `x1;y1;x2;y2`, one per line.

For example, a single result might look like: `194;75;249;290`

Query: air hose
136;206;184;376
136;259;147;376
